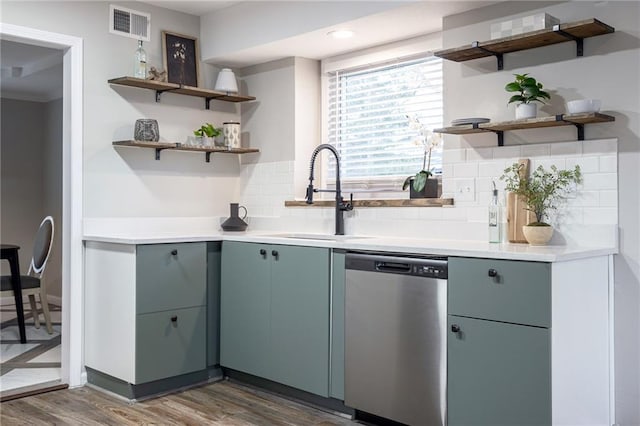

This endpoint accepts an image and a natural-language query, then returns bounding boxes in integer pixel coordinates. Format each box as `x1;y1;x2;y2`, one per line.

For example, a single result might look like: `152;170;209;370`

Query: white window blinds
326;56;443;190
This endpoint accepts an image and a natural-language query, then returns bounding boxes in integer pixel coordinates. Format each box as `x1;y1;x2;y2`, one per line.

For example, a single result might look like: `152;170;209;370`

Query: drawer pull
171;249;178;256
259;249;267;258
451;324;461;333
171;315;178;323
488;268;498;277
271;250;279;260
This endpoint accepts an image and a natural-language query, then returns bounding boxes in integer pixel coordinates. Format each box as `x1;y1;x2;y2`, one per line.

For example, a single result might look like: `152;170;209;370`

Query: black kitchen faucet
305;144;353;235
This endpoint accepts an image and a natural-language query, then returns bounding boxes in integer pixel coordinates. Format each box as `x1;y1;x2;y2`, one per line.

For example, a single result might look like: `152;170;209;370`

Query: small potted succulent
505;73;551;120
402;115;442;198
501;163;582;245
193;123;222;147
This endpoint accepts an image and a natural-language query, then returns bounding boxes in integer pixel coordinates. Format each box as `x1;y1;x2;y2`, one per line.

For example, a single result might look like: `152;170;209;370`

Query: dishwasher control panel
414;264;447;278
346;252;448;279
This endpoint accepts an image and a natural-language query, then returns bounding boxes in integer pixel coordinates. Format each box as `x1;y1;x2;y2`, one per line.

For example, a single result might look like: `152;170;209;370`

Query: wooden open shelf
113;140;259;162
108;77;256;108
434;112;615;145
434;19;614;70
285;198;454;208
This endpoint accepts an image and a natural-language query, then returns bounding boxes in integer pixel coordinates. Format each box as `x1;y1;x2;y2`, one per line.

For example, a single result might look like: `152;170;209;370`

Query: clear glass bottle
488;181;501;243
134;40;147;79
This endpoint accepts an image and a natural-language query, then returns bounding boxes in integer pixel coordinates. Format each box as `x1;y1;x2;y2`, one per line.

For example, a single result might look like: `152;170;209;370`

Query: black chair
1;216;55;334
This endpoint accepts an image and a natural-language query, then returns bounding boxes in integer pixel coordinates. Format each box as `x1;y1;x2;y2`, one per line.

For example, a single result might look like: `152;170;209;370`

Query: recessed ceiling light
327;29;354;39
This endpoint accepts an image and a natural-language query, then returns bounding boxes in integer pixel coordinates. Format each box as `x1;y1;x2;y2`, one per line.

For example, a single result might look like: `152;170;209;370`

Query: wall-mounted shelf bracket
470;122;504;145
471;41;504;70
154;147;168;160
205;98;214;110
556;114;586;140
155;88;177;102
553;25;584;56
205;152;213;162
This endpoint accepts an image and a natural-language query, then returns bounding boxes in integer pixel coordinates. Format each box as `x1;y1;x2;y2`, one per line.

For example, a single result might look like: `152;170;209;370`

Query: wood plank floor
0;380;358;425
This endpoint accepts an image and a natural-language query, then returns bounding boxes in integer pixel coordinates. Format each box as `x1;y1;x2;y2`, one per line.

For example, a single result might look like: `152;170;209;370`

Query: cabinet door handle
451;324;461;333
171;249;178;256
271;250;279;260
488;268;498;277
171;315;178;323
259;249;267;258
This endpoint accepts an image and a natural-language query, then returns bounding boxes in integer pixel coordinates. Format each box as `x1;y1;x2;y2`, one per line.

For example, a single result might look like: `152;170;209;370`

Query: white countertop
83;231;617;262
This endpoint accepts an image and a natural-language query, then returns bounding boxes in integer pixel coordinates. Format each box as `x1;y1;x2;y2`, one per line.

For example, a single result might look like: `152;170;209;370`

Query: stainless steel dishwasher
344;252;447;426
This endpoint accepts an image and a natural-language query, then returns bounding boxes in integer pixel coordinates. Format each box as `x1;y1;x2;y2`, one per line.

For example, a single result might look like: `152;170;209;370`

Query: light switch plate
455;178;476;201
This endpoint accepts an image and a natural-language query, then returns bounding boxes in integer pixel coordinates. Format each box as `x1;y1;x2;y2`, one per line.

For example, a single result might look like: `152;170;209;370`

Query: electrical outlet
455;179;476;201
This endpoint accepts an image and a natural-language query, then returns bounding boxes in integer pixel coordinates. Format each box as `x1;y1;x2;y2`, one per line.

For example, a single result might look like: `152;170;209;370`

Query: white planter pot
516;103;537;120
522;225;553;245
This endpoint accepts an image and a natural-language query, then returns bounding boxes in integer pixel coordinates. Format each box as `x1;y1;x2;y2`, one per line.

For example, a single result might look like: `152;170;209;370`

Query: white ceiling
143;0;238;15
0;40;63;102
0;1;496;99
203;1;497;67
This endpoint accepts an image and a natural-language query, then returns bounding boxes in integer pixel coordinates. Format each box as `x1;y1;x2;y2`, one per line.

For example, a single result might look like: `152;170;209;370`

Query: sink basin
264;233;371;242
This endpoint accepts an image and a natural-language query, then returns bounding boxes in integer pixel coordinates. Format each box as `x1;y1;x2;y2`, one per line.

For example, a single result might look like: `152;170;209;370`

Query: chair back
30;216;54;276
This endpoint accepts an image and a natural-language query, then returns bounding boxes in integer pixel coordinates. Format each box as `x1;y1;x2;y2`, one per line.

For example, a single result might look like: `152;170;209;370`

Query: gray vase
134;119;160;142
409;178;440;199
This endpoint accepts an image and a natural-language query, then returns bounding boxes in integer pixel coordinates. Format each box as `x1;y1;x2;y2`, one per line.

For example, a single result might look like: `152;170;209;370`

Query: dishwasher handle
375;261;412;273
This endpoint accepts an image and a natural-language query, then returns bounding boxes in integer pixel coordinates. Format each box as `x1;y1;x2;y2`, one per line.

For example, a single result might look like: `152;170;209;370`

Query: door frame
0;23;84;387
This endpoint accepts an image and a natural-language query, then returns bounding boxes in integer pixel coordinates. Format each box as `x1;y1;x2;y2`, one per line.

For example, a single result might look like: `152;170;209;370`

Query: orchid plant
402;115;442;192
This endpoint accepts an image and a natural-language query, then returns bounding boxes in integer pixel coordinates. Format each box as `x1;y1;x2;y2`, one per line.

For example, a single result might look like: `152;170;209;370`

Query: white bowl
566;99;601;114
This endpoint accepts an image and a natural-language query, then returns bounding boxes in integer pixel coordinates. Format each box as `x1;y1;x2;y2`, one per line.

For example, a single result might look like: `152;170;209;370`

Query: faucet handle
305;184;314;204
341;193;354;211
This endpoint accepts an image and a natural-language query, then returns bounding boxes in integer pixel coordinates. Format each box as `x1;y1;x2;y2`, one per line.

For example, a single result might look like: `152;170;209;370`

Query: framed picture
162;31;200;87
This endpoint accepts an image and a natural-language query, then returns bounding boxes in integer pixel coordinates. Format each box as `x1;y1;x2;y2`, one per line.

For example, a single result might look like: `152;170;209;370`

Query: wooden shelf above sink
433;18;614;70
434;112;615;145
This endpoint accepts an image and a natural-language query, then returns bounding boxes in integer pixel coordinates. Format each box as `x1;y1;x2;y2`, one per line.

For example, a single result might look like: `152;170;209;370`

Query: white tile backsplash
522;143;550;157
583;138;618;155
599;155;617;173
566;156;600;173
239;140;617;246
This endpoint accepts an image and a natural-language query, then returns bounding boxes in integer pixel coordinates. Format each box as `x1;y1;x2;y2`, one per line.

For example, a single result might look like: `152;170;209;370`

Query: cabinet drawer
448;315;551;425
449;257;551;327
135;306;206;384
136;243;206;314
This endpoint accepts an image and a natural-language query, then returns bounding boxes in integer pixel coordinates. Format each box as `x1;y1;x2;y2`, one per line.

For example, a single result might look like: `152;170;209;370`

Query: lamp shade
215;68;238;93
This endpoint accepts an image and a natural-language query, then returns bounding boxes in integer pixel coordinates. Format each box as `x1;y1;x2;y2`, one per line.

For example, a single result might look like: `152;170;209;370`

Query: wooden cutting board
506;159;535;243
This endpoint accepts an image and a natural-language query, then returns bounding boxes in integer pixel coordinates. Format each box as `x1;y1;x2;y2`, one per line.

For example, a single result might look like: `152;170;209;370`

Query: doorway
0;23;84;396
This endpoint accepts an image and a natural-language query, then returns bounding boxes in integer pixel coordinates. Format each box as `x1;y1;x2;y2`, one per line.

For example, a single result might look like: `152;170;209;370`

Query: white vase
516;103;537;120
522;225;553;245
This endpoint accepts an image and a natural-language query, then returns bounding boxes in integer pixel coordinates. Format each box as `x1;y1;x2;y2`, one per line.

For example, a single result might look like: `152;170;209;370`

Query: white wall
441;2;639;423
43;98;63;298
0;1;243;219
0;99;45;275
0;97;63;298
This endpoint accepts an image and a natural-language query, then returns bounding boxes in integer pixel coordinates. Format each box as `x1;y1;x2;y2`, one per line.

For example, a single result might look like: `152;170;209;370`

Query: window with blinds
325;56;443;191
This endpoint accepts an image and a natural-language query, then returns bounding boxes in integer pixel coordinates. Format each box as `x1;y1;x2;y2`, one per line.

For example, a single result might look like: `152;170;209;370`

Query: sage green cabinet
220;241;271;379
85;241;209;398
330;251;346;400
448;257;551;425
206;242;221;367
220;241;330;397
447;315;551;425
136;306;206;384
135;243;207;383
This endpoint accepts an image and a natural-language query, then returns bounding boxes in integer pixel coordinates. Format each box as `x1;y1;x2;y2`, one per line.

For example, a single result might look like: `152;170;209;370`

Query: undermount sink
264;233;371;242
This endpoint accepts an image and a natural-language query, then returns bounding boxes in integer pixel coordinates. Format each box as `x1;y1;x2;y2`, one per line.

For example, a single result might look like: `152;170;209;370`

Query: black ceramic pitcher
221;203;248;231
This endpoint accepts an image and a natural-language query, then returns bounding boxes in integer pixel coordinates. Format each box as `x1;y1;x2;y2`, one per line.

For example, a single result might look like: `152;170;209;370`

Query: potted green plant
500;163;582;245
402;115;442;198
193;123;222;147
505;73;551;120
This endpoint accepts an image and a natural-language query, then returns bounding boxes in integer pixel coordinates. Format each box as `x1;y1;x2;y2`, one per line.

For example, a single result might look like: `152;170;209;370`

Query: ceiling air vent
109;5;150;41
